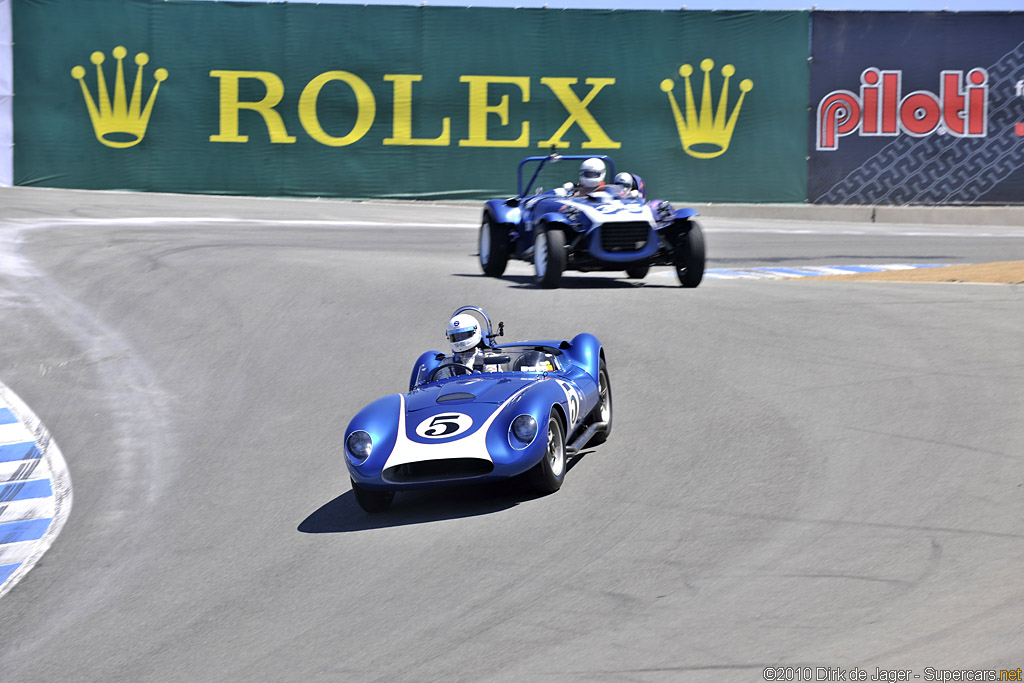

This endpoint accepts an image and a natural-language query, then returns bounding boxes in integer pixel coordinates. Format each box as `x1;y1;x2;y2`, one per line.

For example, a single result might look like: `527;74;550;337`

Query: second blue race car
343;306;612;512
478;153;706;288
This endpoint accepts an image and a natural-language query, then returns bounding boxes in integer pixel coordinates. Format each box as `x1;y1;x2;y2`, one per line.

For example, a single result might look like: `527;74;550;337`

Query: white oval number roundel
415;413;474;439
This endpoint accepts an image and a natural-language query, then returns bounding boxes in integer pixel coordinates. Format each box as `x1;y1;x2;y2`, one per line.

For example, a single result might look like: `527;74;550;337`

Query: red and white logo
817;67;988;151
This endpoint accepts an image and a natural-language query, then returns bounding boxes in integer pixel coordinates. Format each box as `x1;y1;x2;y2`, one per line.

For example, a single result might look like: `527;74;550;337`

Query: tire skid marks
0;382;71;599
698;263;952;280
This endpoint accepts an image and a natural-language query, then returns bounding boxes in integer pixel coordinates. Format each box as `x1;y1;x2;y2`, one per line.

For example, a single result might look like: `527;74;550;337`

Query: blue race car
478;153;706;288
343;306;612;513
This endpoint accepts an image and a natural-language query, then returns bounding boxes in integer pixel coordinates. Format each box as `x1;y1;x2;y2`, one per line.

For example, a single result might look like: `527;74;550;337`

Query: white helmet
614;172;634;190
447;313;482;354
579;158;606;191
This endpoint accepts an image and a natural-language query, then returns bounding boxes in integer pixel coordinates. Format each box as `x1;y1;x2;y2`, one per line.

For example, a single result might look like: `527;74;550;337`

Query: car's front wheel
674;220;705;288
527;411;566;495
351;478;394;513
479;214;509;277
534;228;566;289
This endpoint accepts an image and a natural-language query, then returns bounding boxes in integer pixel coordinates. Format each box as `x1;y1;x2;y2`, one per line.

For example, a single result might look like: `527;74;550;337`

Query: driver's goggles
581;170;602;178
448;329;477;343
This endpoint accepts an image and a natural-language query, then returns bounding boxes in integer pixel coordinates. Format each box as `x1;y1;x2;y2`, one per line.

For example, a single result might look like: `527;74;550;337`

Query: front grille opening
384;458;494;483
599;222;651;253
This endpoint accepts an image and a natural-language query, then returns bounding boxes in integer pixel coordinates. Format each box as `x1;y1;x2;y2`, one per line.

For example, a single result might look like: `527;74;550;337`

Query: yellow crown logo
71;46;168;149
660;59;753;159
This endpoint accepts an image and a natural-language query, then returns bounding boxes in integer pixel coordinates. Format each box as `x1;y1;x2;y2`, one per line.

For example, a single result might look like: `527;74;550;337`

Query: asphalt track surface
0;188;1022;682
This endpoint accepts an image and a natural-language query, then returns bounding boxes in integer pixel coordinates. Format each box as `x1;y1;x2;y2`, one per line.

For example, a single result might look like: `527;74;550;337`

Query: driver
576;157;607;197
446;313;497;373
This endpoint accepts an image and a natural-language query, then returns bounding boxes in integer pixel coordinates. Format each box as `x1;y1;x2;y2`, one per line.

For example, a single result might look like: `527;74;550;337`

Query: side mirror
504;197;520;207
559;340;572;350
483;355;511;365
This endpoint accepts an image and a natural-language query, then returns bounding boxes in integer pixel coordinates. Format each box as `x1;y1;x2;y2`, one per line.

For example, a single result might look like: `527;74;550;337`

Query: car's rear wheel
674;220;705;288
625;263;649;279
479;214;508;277
351;478;394;513
527;411;566;495
534;228;566;289
586;358;613;446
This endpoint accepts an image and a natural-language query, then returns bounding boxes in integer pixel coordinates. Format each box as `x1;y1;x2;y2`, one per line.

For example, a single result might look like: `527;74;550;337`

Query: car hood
405;375;541;412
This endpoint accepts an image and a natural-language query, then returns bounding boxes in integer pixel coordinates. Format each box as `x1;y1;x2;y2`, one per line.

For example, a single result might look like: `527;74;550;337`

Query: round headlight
510;414;538;445
346;430;373;461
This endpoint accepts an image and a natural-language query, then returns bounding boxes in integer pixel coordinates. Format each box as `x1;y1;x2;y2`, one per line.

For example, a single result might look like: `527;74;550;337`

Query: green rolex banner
13;0;809;202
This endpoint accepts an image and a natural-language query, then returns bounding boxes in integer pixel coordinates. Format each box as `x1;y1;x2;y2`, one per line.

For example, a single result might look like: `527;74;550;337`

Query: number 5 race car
343;306;612;513
478;153;706;288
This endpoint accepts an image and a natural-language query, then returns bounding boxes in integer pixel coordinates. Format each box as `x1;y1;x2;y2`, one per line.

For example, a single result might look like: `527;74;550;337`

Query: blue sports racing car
343;306;612;512
478;153;706;288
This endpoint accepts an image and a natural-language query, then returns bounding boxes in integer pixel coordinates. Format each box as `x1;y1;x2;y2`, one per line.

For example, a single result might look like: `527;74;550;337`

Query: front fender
538;212;573;232
345;393;402;485
485;199;521;226
484;378;572;475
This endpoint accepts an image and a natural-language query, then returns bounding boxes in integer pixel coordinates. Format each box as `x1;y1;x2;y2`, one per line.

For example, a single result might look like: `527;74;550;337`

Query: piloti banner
810;11;1024;205
12;0;809;202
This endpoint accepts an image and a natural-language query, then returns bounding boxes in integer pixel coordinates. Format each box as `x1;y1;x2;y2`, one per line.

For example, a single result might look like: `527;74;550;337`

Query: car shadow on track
451;273;680;289
298;479;548;532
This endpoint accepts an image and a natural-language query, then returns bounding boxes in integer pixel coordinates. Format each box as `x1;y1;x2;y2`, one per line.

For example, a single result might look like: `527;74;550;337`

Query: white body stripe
383;383;538;471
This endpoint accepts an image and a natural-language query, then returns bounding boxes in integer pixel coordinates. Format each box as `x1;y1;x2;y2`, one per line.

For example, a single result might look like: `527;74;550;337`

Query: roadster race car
478;153;706;288
343;306;612;513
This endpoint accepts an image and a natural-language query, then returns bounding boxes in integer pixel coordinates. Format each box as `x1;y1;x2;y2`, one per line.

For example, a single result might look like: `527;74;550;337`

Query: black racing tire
351;478;394;513
527;411;566;495
585;358;613;447
625;263;650;279
533;227;566;289
479;214;509;278
674;220;706;288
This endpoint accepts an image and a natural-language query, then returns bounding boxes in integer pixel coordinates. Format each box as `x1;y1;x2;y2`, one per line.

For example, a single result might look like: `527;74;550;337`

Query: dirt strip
813;260;1024;284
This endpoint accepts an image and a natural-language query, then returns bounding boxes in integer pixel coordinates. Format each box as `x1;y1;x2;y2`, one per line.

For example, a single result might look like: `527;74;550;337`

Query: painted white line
707;228;1024;238
0;382;72;600
4;217;480;230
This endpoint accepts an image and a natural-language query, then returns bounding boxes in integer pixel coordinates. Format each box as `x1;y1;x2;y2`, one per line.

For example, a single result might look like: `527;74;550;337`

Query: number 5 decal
415;413;474;439
556;380;581;427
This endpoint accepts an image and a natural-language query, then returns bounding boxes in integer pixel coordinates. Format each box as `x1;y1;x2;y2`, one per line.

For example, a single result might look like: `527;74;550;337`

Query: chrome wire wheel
546;416;565;478
527;411;566;494
598;369;611;424
587;358;613;447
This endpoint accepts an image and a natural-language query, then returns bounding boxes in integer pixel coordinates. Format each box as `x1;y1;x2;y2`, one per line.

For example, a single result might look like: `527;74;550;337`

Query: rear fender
561;333;603;384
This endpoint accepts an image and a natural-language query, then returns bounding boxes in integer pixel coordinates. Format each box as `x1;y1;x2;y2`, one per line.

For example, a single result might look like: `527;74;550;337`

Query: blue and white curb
0;381;72;599
698;264;952;280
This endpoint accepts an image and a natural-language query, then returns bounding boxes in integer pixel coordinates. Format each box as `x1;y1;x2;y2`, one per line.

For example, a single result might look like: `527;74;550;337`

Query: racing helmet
447;313;482;354
579;158;606;191
614;172;635;190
